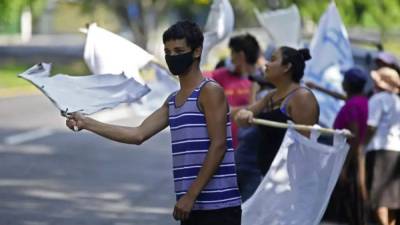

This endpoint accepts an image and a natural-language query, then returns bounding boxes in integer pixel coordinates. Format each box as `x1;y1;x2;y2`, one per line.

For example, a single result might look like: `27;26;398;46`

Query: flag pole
251;118;353;137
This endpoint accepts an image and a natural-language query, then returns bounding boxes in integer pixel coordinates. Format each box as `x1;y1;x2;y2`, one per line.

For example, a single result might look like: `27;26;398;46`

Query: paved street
0;94;348;225
0;95;178;225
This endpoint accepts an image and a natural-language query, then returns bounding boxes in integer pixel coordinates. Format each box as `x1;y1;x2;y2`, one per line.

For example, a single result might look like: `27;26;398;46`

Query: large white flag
19;63;150;115
83;23;179;115
304;2;354;127
242;126;349;225
201;0;234;66
133;63;180;115
83;23;154;84
255;5;302;48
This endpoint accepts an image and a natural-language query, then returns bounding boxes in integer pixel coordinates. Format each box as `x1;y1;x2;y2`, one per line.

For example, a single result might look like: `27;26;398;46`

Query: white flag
201;0;234;65
242;127;349;225
83;23;179;115
19;63;150;115
133;63;180;115
83;23;154;84
304;2;354;127
255;5;302;48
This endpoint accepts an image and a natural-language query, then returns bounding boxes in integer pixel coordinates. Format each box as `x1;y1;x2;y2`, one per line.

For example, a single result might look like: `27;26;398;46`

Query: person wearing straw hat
235;46;319;176
364;67;400;225
374;52;400;74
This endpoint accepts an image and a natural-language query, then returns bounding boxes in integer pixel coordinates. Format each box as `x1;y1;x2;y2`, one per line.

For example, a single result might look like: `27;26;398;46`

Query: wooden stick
251;118;353;138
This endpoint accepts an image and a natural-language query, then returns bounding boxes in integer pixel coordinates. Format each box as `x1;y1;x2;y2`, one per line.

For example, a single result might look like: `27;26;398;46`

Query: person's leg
388;209;397;225
376;207;390;225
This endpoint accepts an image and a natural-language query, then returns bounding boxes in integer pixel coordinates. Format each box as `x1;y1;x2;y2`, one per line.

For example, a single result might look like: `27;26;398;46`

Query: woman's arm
287;89;319;137
348;122;368;201
234;91;272;127
364;125;377;146
66;100;169;145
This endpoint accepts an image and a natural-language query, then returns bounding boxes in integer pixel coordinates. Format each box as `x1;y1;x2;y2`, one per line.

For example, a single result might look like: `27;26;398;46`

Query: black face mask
165;51;195;76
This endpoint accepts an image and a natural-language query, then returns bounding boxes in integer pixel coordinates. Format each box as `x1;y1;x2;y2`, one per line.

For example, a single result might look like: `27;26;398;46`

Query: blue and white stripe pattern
168;78;241;210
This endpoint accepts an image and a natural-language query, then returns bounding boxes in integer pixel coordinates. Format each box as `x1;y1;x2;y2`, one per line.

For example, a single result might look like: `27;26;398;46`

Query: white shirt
366;91;400;152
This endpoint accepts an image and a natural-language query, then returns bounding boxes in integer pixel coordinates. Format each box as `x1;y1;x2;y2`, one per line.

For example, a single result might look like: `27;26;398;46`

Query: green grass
383;38;400;57
0;65;32;89
0;62;90;96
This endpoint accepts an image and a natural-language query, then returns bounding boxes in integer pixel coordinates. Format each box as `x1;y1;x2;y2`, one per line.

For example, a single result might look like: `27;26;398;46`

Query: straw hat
371;67;400;93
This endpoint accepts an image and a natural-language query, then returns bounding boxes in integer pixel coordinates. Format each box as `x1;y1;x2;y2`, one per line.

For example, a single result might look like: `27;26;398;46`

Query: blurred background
1;0;400;95
1;1;400;225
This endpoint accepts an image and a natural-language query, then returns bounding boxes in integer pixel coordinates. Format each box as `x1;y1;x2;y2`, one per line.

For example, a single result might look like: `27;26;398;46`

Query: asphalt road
0;95;178;225
0;94;349;225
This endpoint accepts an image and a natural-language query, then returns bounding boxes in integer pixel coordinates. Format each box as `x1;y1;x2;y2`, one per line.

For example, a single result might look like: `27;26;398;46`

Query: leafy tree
81;0;210;48
80;0;273;47
80;0;400;48
285;0;400;31
0;0;46;33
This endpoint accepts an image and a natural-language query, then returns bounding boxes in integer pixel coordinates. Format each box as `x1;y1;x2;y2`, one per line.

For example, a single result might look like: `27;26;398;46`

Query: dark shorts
181;206;241;225
366;150;400;209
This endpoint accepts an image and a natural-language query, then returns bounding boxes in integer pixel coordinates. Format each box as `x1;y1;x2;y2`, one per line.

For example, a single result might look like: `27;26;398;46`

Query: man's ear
284;62;292;73
194;47;202;58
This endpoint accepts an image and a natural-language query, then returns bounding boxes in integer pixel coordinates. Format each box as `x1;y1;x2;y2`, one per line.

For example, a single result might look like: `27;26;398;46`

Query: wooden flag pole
251;118;353;138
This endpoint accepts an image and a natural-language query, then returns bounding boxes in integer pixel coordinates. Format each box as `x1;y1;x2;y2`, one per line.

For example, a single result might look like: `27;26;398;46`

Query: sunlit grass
383;38;400;57
0;62;90;95
0;65;32;89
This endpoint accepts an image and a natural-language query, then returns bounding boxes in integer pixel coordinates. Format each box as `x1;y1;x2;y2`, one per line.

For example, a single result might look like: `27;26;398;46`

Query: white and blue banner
304;2;354;127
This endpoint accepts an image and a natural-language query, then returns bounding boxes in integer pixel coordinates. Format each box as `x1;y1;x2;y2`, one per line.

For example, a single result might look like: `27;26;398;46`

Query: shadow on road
0;128;178;225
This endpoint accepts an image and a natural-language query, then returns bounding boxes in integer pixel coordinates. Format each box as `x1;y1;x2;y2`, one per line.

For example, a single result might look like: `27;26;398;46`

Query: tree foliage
0;0;46;33
285;0;400;31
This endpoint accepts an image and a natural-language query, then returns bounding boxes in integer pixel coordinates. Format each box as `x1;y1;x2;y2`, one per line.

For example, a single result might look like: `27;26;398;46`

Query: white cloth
303;2;354;127
242;126;349;225
83;23;179;115
367;92;400;152
133;63;179;115
255;5;301;48
19;63;150;115
84;23;154;84
201;0;234;66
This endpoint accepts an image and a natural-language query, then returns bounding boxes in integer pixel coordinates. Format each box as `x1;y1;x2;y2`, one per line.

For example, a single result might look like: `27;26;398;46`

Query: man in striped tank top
66;21;242;225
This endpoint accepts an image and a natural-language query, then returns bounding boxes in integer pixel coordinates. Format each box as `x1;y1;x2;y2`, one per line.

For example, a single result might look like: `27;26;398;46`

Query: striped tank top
168;78;241;210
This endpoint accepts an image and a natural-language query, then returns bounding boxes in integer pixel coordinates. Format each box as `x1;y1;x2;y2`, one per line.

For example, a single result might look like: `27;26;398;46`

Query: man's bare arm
187;82;228;198
173;82;229;220
66;101;169;145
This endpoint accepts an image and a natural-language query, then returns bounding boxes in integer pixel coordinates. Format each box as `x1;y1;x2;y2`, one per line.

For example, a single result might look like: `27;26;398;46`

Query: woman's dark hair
279;46;311;83
229;34;260;65
162;21;204;52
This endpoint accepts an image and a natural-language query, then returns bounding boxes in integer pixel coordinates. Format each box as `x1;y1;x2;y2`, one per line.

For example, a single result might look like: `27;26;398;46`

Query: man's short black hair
162;21;204;51
228;34;260;65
